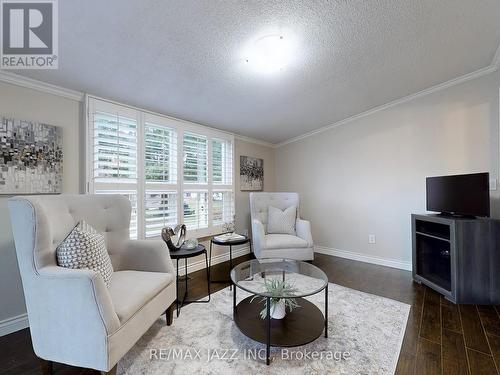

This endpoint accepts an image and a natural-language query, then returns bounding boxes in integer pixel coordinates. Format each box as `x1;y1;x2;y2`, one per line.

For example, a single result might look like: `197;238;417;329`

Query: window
212;191;234;226
93;111;137;182
144;191;177;238
144;123;177;183
87;97;234;239
212;138;232;185
183;132;207;184
183;191;208;230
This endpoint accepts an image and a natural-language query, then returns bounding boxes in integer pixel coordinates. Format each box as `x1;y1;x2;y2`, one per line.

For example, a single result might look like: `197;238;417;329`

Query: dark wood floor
1;253;499;375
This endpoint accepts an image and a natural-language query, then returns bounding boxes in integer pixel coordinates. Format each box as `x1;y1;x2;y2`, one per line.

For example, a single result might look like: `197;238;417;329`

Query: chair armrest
296;218;313;247
116;239;175;274
251;219;266;252
37;266;121;335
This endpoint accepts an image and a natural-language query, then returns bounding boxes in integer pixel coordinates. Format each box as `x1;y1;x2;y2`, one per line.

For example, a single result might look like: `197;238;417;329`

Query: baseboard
177;245;251;276
0;313;29;337
314;246;412;271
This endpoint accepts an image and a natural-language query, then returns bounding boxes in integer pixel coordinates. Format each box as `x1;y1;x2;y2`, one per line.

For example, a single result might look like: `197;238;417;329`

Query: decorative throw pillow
267;205;297;235
56;220;114;287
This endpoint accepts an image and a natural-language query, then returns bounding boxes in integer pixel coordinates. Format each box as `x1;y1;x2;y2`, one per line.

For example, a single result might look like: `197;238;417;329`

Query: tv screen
426;173;490;217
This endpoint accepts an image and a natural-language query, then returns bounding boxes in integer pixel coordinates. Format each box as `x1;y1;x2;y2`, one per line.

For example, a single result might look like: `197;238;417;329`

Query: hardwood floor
1;253;499;374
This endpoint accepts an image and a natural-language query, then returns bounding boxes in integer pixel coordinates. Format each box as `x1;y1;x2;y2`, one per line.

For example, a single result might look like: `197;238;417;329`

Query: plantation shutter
183;191;208;230
212;191;234;226
87;96;234;239
183;132;207;184
212;138;233;185
93;111;137;182
144;191;178;237
144;123;177;183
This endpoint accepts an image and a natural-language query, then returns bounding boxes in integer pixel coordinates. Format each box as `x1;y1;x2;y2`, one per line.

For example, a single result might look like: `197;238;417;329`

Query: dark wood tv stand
412;214;500;304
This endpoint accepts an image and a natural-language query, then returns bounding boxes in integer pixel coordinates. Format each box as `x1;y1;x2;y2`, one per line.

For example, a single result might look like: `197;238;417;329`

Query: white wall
234;138;276;235
276;69;500;269
0;81;82;324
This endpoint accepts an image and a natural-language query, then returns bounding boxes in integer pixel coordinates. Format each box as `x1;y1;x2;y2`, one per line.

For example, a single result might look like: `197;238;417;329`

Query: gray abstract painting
240;155;263;191
0;117;63;194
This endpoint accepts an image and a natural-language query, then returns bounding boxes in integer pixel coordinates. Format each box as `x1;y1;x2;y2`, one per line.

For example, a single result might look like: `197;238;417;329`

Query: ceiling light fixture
245;34;294;74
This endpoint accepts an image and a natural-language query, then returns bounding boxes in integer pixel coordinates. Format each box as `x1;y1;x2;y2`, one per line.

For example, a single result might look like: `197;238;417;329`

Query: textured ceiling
13;0;500;144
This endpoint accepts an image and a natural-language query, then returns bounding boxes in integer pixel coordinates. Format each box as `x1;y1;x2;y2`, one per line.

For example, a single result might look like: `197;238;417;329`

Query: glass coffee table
230;259;329;365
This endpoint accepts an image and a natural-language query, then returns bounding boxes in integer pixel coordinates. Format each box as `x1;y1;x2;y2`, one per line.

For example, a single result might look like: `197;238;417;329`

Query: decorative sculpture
161;224;186;252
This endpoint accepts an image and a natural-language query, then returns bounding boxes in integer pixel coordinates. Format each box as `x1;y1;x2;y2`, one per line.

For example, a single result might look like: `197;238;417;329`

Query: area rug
119;283;410;374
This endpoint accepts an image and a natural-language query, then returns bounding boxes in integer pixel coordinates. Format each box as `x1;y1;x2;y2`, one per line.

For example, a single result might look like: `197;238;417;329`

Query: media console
412;214;500;304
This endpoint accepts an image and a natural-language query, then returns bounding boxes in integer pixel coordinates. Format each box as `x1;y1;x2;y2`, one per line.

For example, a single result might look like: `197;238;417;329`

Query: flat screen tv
426;172;490;217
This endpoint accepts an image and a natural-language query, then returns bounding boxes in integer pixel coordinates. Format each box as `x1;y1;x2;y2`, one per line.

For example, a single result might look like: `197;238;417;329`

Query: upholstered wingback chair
8;194;176;374
250;192;314;261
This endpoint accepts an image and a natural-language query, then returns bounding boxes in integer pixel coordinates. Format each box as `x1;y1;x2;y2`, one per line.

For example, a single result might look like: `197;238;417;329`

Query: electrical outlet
368;234;376;244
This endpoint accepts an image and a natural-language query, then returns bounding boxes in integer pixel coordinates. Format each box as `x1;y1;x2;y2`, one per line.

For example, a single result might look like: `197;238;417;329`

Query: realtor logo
1;0;58;69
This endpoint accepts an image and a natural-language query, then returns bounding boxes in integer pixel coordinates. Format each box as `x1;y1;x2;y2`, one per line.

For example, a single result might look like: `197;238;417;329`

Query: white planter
271;300;286;319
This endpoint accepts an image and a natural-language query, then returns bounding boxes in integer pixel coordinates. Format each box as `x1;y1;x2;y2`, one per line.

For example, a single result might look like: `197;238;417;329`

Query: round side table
169;244;210;317
209;235;251;289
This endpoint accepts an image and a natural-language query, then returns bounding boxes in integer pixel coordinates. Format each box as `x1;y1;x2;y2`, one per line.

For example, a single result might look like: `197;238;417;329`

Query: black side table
209;235;251;289
170;244;210;317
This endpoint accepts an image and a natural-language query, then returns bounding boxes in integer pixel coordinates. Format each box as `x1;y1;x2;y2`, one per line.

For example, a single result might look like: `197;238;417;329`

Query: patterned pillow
267;205;297;235
56;220;114;287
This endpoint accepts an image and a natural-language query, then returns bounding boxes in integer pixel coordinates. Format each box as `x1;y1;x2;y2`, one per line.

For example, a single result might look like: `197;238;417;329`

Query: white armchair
8;194;176;374
250;192;314;261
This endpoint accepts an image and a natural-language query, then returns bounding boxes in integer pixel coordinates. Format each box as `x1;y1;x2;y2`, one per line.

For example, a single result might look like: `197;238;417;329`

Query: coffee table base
234;295;326;363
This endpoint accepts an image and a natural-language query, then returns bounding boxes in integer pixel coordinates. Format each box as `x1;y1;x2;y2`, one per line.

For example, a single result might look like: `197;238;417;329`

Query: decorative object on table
221;217;235;233
213;232;246;243
240;155;263;191
250;278;300;319
161;224;186;252
0;116;63;194
183;238;198;250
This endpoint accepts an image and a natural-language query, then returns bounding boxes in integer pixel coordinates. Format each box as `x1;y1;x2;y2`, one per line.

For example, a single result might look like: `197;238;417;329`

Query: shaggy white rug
119;283;410;374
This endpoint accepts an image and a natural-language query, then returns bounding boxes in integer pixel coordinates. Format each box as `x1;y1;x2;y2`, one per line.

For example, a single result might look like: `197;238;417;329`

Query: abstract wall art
0;117;63;194
240;155;263;191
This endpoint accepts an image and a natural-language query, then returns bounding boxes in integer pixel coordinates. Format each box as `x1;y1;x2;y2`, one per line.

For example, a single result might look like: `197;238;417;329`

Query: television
426;172;490;217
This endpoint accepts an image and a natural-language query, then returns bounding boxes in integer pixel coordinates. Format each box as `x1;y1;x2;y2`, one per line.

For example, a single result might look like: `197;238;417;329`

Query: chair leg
99;365;117;375
38;358;53;375
165;302;175;326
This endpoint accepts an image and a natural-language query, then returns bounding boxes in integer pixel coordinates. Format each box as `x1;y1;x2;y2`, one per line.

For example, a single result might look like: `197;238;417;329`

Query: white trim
0;71;83;101
234;134;275;148
175;245;251;276
0;313;29;337
314;245;412;271
0;73;274;146
277;64;499;147
493;43;500;68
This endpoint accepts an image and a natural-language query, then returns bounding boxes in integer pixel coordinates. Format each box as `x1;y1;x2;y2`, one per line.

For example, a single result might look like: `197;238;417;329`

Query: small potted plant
251;278;300;319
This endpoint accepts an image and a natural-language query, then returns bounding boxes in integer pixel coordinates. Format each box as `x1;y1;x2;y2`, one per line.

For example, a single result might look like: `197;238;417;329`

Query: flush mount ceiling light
244;34;294;74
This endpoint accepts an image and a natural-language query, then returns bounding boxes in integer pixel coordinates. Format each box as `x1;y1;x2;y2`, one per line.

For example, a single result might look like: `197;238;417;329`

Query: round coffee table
230;259;328;365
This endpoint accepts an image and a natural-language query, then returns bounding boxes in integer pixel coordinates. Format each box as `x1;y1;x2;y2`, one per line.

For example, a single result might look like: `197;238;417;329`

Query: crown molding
234;133;276;148
276;60;499;148
493;43;500;68
0;71;84;101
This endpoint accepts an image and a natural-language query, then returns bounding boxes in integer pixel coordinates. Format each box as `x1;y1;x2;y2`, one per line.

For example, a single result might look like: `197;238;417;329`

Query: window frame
86;95;235;239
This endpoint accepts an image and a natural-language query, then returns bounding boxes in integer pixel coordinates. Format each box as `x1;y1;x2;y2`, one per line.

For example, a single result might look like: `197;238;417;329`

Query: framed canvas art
0;117;63;194
240;155;263;191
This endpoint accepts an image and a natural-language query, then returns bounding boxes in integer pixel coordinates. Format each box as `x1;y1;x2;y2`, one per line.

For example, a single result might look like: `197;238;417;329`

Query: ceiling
13;0;500;144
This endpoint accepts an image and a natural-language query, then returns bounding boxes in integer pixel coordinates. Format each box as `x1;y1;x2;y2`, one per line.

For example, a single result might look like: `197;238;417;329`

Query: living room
1;1;500;374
